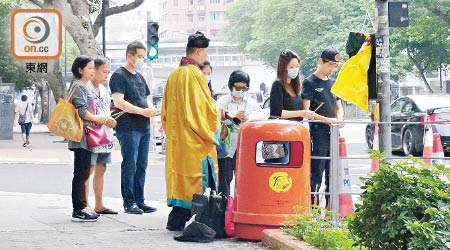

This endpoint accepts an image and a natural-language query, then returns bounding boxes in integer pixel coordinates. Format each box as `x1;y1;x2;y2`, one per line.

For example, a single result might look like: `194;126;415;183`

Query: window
162;0;166;9
210;0;220;4
188;0;194;6
210;29;220;37
225;0;233;3
173;0;178;7
173;14;179;24
187;14;193;22
173;31;179;39
161;14;168;25
198;14;205;22
391;98;406;113
210;12;220;21
198;0;205;8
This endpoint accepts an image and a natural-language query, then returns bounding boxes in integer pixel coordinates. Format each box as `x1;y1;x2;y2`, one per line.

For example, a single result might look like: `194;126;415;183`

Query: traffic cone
338;137;355;218
423;125;433;166
370;124;379;172
432;133;445;166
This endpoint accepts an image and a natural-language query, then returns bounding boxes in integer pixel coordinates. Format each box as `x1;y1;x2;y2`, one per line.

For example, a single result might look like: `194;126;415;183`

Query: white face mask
287;67;300;79
135;58;145;68
232;88;246;98
205;75;212;83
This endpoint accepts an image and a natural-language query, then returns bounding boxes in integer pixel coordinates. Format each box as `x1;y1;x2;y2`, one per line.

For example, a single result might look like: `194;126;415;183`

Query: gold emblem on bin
269;172;292;193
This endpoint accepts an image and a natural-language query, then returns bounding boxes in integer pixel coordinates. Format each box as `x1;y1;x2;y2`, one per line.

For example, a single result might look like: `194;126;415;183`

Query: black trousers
310;125;331;206
72;148;92;212
218;154;235;197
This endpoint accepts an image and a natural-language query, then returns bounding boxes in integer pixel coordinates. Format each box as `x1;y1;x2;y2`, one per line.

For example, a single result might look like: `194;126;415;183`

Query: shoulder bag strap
68;83;79;104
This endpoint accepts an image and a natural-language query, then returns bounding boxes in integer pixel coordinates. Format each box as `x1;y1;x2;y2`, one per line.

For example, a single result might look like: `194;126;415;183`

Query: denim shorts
90;152;111;165
20;122;32;136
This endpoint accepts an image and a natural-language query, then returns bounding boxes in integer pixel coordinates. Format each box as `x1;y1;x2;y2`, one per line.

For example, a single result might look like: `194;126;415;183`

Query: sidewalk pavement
1;125;267;249
0;191;266;250
3;124;161;165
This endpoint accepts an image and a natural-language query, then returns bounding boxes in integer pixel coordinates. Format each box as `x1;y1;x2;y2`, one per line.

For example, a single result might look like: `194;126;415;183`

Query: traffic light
147;22;159;60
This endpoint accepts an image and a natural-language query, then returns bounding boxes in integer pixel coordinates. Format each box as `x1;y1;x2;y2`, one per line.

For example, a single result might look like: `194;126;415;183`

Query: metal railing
310;120;450;227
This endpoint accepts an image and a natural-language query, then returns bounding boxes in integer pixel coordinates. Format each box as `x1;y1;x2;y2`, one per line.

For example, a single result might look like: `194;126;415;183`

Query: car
365;94;450;156
151;95;164;145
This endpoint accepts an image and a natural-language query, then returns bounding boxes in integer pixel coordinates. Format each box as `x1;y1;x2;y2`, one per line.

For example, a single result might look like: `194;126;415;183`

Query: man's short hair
21;95;27;102
126;41;146;57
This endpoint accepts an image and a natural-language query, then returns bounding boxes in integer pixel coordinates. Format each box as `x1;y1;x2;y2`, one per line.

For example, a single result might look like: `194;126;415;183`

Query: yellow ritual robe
162;64;219;209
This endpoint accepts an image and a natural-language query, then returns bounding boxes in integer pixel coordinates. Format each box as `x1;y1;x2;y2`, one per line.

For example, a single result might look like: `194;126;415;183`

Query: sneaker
85;207;98;216
124;203;144;214
71;209;99;222
137;203;157;213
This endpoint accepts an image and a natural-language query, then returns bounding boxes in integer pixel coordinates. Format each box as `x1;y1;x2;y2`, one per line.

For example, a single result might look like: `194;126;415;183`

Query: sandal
96;208;118;214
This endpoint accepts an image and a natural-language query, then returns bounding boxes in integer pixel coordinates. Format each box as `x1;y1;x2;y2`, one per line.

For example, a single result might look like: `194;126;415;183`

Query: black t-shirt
109;67;150;131
269;80;303;122
301;74;339;119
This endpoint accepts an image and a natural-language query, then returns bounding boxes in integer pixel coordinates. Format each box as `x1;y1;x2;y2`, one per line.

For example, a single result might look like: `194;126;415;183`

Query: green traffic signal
148;44;158;60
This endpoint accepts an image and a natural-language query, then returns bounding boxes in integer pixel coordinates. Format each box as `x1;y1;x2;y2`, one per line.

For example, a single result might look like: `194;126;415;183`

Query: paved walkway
0;125;267;249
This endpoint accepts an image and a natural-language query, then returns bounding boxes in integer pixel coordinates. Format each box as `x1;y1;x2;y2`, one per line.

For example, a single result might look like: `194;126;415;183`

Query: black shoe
137;203;157;213
124;203;144;214
72;209;99;222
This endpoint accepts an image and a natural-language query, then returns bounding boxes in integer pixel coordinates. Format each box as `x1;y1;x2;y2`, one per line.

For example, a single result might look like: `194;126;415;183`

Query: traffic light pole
376;0;392;156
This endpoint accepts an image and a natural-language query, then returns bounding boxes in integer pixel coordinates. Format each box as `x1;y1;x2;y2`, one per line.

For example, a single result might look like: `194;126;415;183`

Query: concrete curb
261;229;319;250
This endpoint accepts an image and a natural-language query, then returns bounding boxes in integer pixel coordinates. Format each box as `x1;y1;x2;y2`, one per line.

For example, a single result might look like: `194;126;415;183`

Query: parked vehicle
152;95;164;145
366;94;450;156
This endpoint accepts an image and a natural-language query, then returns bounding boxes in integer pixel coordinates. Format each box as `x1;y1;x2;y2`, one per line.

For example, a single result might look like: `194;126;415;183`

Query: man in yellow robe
162;32;220;231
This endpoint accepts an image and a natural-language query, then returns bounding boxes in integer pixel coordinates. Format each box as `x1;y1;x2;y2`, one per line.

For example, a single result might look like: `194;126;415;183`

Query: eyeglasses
234;87;249;91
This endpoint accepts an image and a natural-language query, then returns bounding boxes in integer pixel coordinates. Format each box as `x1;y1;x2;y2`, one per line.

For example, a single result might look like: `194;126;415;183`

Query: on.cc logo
23;16;50;44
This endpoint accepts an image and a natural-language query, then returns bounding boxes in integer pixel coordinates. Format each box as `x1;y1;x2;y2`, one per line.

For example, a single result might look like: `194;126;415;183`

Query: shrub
283;205;367;250
348;151;450;250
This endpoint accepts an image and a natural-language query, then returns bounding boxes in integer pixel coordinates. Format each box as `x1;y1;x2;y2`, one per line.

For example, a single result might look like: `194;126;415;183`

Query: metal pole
376;0;392;156
64;29;67;79
102;0;106;56
330;124;340;227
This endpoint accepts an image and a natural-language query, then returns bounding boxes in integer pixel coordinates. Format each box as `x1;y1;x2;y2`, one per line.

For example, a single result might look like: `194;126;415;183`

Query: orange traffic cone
423;125;433;166
339;137;355;218
432;133;445;166
370;124;379;172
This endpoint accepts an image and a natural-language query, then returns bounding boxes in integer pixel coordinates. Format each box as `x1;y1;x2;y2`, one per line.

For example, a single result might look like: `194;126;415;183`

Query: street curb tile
261;229;319;250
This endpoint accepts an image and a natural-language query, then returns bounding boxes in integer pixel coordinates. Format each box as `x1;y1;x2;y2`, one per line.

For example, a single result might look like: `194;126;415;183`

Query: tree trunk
46;58;66;100
407;50;434;93
34;80;50;123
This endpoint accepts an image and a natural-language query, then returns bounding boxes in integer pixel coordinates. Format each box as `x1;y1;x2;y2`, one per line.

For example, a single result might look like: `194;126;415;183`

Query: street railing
309;119;450;227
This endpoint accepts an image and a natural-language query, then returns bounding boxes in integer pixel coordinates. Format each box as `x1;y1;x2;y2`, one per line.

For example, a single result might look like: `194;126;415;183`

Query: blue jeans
116;129;150;207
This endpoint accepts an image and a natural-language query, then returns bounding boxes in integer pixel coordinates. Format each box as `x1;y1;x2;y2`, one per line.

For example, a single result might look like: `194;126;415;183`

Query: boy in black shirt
301;48;344;206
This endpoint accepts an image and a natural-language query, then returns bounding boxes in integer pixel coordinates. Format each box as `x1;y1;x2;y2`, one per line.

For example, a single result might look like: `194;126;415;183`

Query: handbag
47;84;83;142
190;191;228;238
84;98;110;149
18;104;28;125
85;123;109;149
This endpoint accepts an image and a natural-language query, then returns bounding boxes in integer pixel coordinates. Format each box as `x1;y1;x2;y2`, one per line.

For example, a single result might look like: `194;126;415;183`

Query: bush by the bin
348;150;450;250
283;205;367;250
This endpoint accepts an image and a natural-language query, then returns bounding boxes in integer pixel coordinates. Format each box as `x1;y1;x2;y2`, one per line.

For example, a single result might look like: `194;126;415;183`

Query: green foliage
0;1;41;89
224;0;449;88
283;205;367;250
348;153;450;250
224;0;373;76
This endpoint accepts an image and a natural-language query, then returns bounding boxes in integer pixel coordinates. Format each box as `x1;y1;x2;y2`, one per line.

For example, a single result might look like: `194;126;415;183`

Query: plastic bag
47;84;83;142
331;38;372;112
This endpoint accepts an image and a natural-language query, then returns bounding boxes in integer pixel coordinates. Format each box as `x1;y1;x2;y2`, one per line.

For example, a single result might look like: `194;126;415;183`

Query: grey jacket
68;80;95;151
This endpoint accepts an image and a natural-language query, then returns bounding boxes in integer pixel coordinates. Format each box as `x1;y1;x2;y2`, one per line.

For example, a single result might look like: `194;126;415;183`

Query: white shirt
216;94;261;158
15;102;33;123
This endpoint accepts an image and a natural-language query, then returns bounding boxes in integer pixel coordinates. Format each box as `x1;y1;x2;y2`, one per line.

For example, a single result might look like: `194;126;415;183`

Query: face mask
232;88;246;98
205;75;212;83
287;67;300;79
135;58;145;69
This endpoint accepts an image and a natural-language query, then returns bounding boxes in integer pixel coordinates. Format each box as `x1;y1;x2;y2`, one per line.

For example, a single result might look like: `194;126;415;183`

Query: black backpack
190;191;228;238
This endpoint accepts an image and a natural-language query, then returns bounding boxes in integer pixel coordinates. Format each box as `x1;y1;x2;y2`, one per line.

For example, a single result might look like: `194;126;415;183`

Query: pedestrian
200;60;214;98
216;70;261;197
69;55;116;222
269;49;315;121
301;47;344;206
162;31;219;231
109;41;158;214
15;95;34;147
84;57;118;215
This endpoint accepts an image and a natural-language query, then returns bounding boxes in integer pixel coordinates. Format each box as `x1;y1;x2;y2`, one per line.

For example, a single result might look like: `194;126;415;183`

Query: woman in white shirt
216;70;261;196
15;95;34;147
85;57;118;215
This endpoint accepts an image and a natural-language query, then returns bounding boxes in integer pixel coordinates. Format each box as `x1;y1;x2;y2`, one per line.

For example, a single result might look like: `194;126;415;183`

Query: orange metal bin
232;120;311;241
